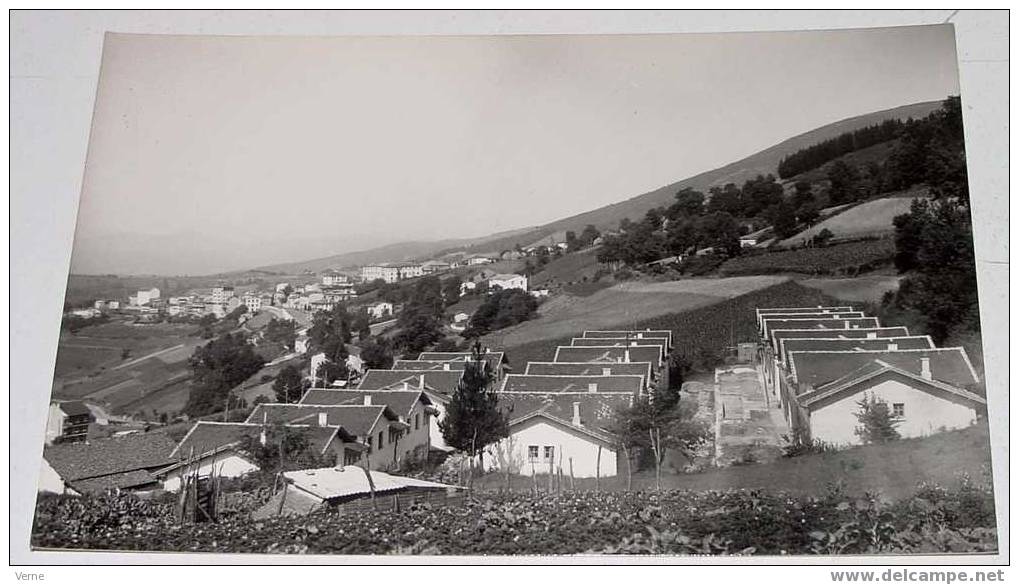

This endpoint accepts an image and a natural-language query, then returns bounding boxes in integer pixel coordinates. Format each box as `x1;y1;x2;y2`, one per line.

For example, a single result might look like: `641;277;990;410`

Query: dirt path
714;363;790;466
111;343;185;370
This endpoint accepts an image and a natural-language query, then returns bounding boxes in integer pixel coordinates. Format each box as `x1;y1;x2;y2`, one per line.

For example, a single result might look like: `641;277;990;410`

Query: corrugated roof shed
283;467;459;501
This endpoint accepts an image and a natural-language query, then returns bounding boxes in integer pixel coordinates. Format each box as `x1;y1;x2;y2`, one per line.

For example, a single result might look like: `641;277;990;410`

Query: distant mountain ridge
254;100;942;274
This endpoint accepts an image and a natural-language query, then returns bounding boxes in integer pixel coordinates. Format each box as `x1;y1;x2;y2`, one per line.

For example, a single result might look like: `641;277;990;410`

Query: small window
892;403;905;417
415;413;420;430
544;446;555;460
528;446;539;461
379;431;385;446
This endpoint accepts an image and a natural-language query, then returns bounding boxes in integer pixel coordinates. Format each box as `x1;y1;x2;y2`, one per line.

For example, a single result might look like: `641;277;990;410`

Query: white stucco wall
486;419;617;478
38;458;74;494
426;393;451;452
160;453;260;492
809;379;978;446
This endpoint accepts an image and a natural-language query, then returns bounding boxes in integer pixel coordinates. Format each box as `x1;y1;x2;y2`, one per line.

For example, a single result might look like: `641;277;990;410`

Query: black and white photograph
10;10;1008;566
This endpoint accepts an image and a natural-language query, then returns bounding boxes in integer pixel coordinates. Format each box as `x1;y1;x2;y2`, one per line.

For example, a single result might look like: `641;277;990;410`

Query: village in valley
35;90;996;556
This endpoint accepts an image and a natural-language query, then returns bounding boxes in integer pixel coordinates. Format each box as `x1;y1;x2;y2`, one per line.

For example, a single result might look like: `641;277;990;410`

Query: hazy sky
72;25;960;275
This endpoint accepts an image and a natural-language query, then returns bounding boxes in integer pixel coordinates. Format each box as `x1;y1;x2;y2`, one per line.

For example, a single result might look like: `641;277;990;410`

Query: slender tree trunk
568;457;575;491
623;445;632;492
361;454;376;510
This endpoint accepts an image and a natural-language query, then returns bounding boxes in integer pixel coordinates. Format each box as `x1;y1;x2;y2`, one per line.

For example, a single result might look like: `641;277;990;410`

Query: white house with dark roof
485;392;632;478
159;421;357;491
780;347;983;446
489;273;528;292
245;402;411;470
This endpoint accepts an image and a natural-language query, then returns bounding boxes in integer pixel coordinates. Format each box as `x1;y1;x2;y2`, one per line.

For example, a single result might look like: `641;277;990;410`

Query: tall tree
438;343;509;479
273;365;304;403
185;333;265;417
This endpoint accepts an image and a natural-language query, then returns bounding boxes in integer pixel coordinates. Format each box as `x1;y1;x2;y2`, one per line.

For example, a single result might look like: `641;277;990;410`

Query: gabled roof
68;469;161;494
778;336;934;364
498;374;643;395
757;306;854;317
498;392;632;443
583;330;673;347
245;404;403;438
56;401;92;417
299;388;432;419
787;347;980;391
797;359;986;411
168;421;345;460
392;359;470;372
523;361;653;387
43;432;177;483
357;369;464;396
770;327;910;351
554;345;661;367
765;317;881;344
416;351;507;369
759;312;864;324
570;337;668;358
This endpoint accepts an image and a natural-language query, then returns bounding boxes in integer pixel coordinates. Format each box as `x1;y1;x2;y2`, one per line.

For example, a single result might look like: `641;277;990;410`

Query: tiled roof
571;337;668;356
554;345;661;366
770;327;910;351
764;317;881;342
523;361;653;386
499;374;643;395
57;401;92;417
497;392;632;438
583;330;673;346
67;469;161;494
758;311;864;323
357;369;464;396
416;351;507;369
170;421;341;459
798;360;986;411
778;336;933;363
43;432;177;482
392;360;470;372
246;404;397;438
300;389;429;419
788;347;980;391
757;306;853;315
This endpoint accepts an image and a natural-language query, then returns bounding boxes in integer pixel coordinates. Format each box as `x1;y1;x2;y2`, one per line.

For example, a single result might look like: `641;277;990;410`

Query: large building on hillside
360;263;423;284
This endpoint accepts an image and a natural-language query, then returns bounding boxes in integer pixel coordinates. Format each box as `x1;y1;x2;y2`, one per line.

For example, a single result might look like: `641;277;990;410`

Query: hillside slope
245;101;942;273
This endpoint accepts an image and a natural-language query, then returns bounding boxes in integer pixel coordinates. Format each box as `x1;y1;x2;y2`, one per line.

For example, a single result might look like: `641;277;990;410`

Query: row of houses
759;306;985;446
481;330;672;479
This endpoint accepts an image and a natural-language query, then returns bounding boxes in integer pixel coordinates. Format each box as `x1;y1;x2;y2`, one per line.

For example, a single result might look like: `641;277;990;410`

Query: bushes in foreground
32;480;995;556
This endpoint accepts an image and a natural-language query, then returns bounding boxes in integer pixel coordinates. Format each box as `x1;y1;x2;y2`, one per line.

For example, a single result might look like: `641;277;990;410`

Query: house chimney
637;333;644;339
318;412;328;427
624;349;631;363
572;402;582;426
887;343;898;351
363;395;372;406
588;382;598;393
867;332;877;339
602;367;612;376
920;357;932;380
443;363;450;371
419;375;426;391
402;382;409;391
845;321;851;329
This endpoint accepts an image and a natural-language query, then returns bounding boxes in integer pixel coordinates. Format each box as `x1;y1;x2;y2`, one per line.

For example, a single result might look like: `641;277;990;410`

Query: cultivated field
717;239;895;277
484;276;788;350
798;274;903;303
51;320;204;417
778;192;926;247
529;247;603;288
